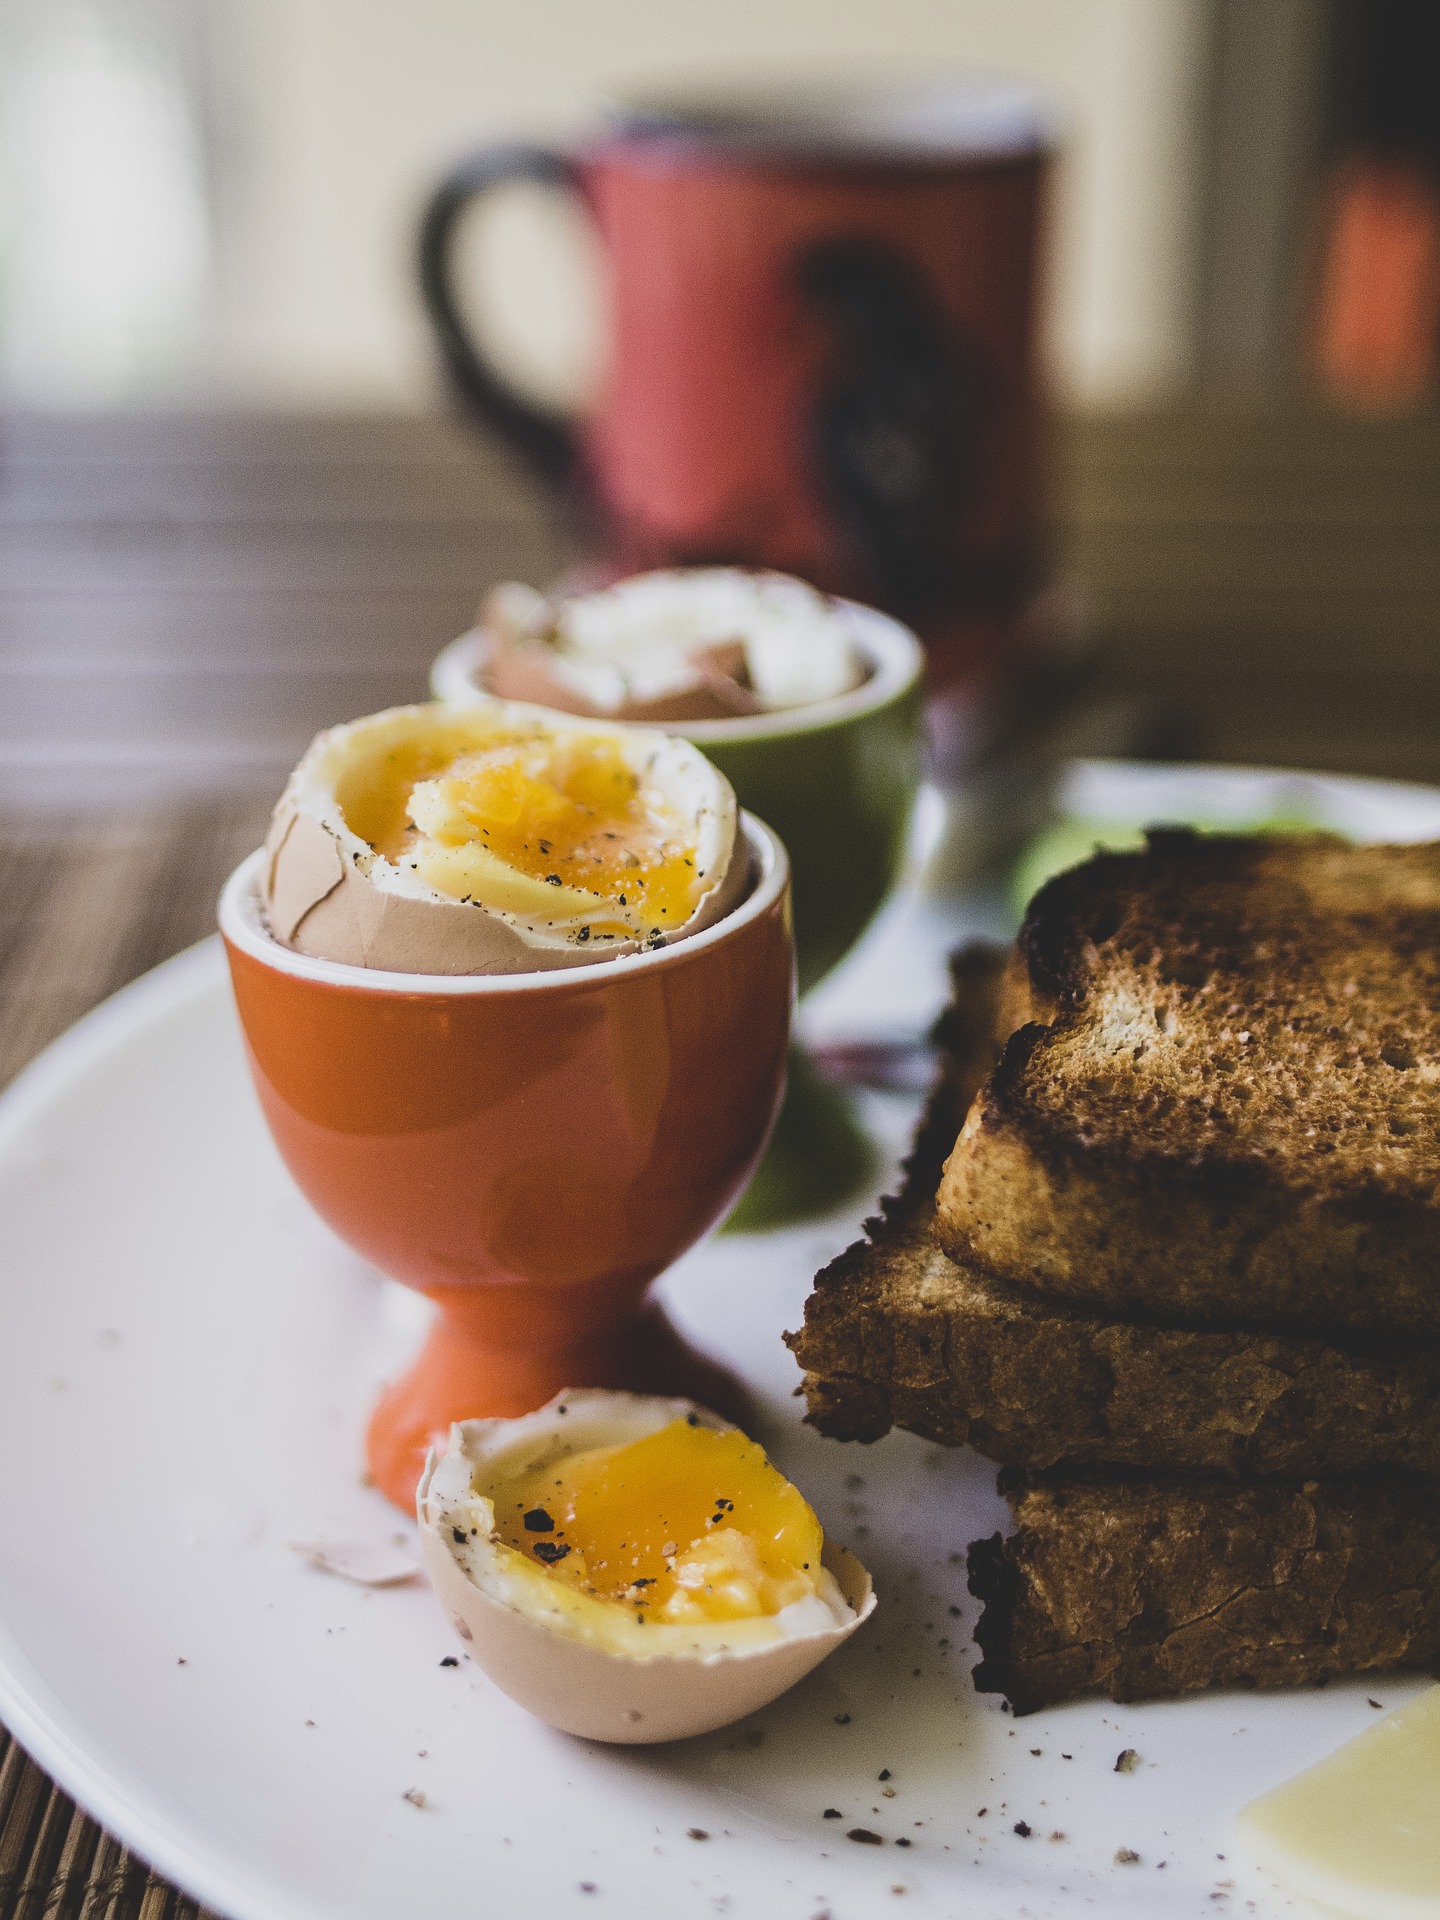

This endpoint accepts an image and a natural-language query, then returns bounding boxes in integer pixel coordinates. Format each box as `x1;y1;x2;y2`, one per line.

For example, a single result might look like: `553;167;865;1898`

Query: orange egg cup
219;819;792;1509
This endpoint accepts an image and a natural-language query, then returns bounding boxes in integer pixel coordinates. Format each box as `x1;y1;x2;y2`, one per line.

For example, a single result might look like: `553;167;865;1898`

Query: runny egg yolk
374;732;704;934
490;1422;827;1625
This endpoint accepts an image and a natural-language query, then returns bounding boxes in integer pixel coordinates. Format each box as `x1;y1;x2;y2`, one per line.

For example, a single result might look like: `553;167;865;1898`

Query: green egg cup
430;603;925;1229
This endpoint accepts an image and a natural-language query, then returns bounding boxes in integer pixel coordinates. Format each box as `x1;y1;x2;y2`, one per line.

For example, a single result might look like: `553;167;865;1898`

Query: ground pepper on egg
370;732;709;941
417;1393;875;1744
488;1420;826;1626
265;700;743;975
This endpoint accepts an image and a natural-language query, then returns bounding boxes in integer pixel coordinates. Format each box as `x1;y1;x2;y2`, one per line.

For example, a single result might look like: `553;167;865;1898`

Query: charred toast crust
968;1469;1440;1714
939;831;1440;1336
892;942;1011;1218
785;941;1008;1442
785;941;1007;1440
792;1214;1440;1476
1009;827;1266;1019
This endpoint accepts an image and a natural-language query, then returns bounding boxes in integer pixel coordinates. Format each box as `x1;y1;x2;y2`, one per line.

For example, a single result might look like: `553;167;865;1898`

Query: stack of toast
788;830;1440;1713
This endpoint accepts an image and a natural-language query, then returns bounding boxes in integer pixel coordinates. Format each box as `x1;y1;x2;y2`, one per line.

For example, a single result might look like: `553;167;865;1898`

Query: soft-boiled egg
263;700;744;973
481;569;869;723
417;1391;874;1743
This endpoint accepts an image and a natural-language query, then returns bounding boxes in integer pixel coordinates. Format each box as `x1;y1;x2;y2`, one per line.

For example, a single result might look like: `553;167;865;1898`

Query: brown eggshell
261;703;746;975
485;630;763;724
416;1394;876;1745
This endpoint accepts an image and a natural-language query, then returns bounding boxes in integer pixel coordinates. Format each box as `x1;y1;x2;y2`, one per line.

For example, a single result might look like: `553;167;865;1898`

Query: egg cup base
368;1295;757;1511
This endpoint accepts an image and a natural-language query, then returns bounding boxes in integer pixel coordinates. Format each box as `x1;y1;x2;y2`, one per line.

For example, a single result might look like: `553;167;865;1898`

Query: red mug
420;82;1051;678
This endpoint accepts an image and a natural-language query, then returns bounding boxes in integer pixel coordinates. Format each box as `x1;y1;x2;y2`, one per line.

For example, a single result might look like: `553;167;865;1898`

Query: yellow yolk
359;729;704;937
489;1422;826;1625
338;726;481;854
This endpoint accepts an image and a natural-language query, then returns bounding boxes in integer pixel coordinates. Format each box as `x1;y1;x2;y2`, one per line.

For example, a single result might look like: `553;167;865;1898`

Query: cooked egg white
417;1391;874;1743
486;569;868;718
262;701;744;974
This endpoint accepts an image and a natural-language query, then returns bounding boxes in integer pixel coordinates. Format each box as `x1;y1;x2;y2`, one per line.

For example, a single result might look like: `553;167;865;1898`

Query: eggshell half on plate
263;701;746;975
416;1391;875;1745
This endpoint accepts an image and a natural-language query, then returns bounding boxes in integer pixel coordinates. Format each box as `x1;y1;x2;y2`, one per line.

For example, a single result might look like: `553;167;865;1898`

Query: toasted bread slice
938;831;1440;1337
791;1217;1440;1476
968;1468;1440;1713
795;916;1440;1475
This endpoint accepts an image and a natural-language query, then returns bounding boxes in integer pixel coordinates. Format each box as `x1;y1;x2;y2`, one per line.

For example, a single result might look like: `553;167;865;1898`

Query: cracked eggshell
416;1390;875;1745
262;700;745;975
475;571;865;723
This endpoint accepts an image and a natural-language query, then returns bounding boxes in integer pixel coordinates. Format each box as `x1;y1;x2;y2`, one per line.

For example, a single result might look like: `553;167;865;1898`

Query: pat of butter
1237;1685;1440;1920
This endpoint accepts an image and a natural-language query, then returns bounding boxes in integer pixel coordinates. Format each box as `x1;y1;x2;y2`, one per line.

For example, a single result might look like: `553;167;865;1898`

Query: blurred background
1;0;1438;817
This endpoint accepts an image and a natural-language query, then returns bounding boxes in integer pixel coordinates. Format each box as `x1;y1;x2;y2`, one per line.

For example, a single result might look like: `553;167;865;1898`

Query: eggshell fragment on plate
261;700;745;974
416;1391;875;1745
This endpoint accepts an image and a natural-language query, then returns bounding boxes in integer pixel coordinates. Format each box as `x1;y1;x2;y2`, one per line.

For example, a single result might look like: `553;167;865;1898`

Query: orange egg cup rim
218;811;789;996
430;595;924;744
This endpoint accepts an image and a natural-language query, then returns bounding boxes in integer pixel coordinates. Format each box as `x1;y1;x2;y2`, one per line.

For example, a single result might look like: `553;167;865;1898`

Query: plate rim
0;935;328;1919
1062;753;1440;822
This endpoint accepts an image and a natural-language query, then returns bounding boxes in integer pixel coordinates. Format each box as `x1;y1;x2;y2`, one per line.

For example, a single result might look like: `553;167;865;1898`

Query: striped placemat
0;799;271;1920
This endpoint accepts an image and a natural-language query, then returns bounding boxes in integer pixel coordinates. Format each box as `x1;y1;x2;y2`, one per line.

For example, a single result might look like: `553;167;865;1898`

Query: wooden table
2;403;1438;1917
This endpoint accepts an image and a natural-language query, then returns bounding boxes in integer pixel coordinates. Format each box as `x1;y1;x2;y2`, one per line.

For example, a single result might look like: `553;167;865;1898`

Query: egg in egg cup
431;571;924;1226
219;803;791;1510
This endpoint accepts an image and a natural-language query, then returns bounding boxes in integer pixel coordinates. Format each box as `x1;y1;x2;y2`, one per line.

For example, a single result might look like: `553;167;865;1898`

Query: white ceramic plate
2;761;1438;1920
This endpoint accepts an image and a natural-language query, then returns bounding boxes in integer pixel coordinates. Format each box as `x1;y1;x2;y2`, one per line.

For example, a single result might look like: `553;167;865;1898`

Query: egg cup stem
367;1293;756;1511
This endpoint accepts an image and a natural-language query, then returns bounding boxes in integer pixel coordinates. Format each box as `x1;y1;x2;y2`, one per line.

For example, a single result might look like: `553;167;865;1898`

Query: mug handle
418;145;586;488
